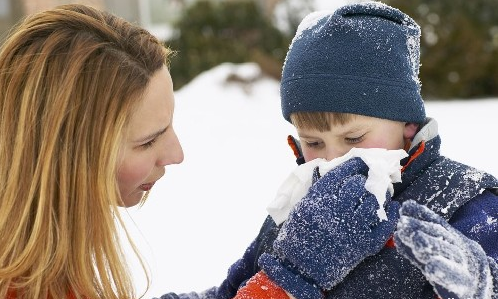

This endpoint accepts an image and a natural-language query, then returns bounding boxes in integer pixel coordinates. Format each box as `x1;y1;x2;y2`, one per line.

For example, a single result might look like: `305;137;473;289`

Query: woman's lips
139;182;155;191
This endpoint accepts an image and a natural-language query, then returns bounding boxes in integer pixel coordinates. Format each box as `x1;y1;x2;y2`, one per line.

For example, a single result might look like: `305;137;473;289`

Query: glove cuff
259;253;324;299
488;257;498;296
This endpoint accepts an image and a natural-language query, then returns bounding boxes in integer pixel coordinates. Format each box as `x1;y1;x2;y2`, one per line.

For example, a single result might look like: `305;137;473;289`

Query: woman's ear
403;123;419;140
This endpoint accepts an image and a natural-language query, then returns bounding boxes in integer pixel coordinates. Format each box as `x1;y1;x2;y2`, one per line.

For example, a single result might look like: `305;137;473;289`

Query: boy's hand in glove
395;200;498;299
259;158;400;299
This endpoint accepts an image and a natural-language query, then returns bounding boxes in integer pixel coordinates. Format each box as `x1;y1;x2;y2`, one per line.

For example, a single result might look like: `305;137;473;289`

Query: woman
0;4;183;298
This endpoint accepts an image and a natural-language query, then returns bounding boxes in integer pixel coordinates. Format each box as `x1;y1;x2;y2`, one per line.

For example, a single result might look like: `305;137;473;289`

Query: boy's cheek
362;138;404;151
303;149;320;162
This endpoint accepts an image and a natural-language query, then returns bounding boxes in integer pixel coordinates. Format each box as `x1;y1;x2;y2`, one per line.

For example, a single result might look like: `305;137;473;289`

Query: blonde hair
290;111;356;132
0;4;171;299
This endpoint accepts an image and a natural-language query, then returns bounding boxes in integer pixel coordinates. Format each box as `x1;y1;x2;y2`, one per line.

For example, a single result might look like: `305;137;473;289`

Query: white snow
292;11;332;42
120;62;498;297
267;148;407;225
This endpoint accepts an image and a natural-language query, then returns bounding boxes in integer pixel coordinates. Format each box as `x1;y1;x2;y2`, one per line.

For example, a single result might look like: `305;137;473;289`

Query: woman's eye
345;134;365;144
141;139;156;149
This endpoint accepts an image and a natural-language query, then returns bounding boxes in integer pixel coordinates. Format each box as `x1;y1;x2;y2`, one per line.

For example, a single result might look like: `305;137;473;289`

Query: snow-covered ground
120;62;498;298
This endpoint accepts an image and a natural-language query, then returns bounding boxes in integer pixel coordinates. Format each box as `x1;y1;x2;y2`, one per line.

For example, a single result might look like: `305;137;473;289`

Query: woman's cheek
117;156;150;197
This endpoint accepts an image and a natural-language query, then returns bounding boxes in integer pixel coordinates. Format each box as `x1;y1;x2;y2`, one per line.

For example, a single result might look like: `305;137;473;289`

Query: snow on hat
281;1;426;123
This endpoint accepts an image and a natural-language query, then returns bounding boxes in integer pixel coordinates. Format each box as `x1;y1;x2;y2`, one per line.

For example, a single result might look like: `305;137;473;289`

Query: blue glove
259;158;400;299
395;200;498;299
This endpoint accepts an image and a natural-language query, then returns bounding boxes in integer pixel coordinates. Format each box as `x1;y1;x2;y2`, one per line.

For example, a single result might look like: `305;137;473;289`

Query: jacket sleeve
449;189;498;296
449;190;498;261
155;216;280;299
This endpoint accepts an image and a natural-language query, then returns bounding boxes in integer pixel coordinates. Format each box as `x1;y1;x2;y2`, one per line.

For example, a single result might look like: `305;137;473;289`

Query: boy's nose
325;147;346;161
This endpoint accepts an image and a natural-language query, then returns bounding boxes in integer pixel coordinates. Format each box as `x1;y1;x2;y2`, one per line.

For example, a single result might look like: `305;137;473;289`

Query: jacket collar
395;118;441;195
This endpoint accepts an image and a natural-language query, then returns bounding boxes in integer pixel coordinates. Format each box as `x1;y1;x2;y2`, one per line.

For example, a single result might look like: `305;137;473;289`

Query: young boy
236;1;498;298
158;2;498;299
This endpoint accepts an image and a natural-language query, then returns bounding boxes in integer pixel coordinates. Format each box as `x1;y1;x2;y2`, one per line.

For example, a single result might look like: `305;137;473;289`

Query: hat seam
281;73;419;90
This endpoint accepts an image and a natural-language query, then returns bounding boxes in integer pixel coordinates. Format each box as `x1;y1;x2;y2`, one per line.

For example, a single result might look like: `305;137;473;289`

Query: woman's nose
158;129;184;166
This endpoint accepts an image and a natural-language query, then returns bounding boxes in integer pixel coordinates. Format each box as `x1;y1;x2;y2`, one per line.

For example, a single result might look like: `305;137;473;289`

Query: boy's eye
304;141;324;149
345;133;365;144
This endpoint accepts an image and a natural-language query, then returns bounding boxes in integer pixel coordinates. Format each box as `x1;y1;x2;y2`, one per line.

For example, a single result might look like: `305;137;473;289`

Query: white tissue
267;148;408;225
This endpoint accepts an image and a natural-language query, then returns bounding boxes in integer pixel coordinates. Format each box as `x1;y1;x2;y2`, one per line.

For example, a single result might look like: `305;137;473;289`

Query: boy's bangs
290;112;355;132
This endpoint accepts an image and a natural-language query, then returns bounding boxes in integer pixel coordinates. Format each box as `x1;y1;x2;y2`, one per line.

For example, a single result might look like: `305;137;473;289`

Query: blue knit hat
281;1;426;123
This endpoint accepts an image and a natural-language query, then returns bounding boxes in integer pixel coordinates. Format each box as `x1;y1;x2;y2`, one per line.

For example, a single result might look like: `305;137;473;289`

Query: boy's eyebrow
134;126;168;143
342;127;365;135
297;133;316;139
297;124;366;138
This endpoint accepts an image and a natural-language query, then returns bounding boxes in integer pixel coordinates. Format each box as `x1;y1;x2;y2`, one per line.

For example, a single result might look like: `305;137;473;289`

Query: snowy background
121;62;498;298
119;0;498;297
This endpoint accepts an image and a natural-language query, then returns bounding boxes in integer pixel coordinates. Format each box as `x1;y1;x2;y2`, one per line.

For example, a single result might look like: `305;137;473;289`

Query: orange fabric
385;236;396;248
6;289;16;299
385;140;426;250
5;289;78;299
234;271;290;299
401;140;425;173
287;135;301;159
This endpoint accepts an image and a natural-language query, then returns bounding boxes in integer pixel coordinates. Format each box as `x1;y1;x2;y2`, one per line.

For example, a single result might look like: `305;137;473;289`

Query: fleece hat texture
281;1;426;123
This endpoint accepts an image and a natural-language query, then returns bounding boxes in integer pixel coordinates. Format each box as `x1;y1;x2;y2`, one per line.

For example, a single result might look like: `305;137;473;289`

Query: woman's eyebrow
134;127;168;143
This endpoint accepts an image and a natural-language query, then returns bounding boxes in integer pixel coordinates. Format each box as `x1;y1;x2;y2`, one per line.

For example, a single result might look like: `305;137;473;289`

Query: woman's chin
120;191;144;207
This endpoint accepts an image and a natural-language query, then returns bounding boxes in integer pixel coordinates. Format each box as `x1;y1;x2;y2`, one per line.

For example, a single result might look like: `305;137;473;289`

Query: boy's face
297;114;412;162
